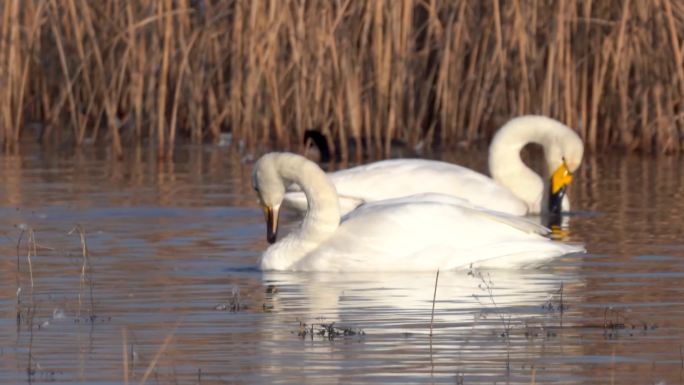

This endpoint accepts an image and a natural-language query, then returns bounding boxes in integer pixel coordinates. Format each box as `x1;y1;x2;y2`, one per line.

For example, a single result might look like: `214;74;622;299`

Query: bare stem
70;225;94;319
429;269;439;337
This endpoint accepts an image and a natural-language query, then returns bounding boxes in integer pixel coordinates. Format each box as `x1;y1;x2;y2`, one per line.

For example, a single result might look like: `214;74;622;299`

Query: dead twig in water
23;228;37;381
15;227;26;329
295;320;364;340
469;266;511;333
16;227;25;273
214;286;243;312
122;327;129;385
430;269;439;337
542;281;567;330
69;225;95;320
26;229;37;289
468;266;512;371
139;321;180;385
559;282;564;329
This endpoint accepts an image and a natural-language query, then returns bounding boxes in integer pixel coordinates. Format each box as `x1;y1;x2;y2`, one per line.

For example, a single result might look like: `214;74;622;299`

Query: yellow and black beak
548;161;573;215
262;205;280;244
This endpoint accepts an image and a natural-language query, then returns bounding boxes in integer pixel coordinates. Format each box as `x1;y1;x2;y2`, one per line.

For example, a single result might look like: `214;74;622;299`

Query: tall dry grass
1;1;684;159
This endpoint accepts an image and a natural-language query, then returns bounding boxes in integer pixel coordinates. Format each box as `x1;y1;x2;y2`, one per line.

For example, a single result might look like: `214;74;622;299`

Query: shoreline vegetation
1;1;684;160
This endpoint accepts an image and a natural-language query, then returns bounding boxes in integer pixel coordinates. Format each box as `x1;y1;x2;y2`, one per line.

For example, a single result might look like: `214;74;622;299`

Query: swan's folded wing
464;207;550;235
329;159;528;216
349;193;548;236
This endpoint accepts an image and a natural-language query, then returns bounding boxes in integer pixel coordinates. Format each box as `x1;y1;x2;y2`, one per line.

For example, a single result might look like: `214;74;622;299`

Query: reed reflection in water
0;145;682;384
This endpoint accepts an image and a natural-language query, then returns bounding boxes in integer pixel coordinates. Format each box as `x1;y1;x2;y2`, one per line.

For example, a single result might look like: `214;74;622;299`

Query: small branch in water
430;269;439;337
139;321;181;385
15;227;26;329
16;227;25;273
26;229;36;289
18;227;38;380
295;320;364;340
122;327;129;385
70;225;94;320
559;281;564;329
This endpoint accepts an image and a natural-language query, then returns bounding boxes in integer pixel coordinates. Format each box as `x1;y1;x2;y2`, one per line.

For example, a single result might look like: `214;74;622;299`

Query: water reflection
257;268;587;384
262;269;573;329
0;145;683;384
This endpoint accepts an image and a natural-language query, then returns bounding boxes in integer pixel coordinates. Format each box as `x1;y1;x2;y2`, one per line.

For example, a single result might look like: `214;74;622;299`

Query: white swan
252;152;584;272
284;115;583;216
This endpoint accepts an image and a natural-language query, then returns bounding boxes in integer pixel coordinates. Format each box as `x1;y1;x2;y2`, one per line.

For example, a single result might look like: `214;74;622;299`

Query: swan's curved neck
488;117;563;213
263;155;340;269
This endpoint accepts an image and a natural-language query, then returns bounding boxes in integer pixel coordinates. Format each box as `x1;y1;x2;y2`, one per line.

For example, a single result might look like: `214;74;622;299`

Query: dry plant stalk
16;226;39;378
122;327;129;385
1;1;684;156
429;269;439;337
26;229;37;289
70;225;94;319
139;321;180;385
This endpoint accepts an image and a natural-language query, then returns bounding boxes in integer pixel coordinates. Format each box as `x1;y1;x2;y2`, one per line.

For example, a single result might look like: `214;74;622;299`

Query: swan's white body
284;115;584;216
285;159;528;216
253;153;584;272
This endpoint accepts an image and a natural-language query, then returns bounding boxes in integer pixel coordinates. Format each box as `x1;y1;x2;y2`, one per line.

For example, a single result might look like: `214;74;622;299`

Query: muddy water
0;146;683;384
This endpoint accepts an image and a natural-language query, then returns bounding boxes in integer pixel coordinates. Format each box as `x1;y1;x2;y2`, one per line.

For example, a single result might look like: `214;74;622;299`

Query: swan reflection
261;268;578;335
256;267;582;383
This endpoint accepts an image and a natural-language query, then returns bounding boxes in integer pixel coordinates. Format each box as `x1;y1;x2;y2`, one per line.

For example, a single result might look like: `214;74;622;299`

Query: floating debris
265;285;278;294
294;320;365;340
73;314;111;324
214;285;245;312
52;308;66;320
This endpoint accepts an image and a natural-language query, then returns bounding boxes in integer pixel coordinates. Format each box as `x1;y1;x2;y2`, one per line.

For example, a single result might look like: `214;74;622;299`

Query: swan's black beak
548;161;573;216
262;205;279;244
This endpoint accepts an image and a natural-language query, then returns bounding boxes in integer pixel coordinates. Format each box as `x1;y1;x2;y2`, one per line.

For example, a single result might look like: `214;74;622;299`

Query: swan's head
489;115;585;214
544;122;584;214
544;130;584;175
252;154;286;244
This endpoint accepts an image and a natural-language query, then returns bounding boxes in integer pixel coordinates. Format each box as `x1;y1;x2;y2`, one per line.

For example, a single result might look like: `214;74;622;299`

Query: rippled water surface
1;146;683;384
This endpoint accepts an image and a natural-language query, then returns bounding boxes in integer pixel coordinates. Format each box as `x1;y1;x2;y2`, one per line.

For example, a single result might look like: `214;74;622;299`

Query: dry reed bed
1;1;684;159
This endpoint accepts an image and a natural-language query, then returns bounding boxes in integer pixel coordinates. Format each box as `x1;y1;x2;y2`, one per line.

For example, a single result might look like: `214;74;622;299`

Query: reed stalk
157;0;172;159
429;269;439;337
1;1;684;156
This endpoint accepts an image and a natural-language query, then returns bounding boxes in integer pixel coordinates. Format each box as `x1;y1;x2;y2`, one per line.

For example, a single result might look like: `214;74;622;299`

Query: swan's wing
349;193;549;235
477;209;550;235
329;159;528;216
294;198;582;272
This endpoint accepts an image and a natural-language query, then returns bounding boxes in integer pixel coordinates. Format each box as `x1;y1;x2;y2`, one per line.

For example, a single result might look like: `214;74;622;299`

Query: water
0;146;683;384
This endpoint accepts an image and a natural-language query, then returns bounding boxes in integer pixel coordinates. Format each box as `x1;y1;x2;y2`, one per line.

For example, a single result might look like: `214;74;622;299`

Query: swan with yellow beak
284;115;583;217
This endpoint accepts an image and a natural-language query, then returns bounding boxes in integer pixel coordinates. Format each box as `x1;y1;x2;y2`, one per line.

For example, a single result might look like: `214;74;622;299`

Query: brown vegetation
1;1;684;159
